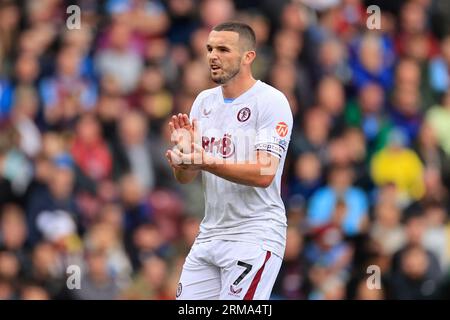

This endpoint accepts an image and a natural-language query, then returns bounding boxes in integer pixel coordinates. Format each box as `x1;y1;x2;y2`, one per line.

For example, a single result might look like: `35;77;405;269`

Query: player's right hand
168;113;200;153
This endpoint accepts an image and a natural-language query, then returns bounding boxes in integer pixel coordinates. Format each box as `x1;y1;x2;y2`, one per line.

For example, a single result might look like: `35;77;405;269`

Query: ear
243;50;256;65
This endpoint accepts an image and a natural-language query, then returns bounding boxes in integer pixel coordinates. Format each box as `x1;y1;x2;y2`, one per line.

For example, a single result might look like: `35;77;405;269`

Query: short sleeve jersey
189;80;293;258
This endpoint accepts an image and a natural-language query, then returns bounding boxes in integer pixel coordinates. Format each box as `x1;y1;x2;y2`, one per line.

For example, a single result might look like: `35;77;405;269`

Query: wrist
201;153;215;172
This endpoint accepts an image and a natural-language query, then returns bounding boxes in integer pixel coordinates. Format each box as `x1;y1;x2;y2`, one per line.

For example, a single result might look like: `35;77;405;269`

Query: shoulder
256;81;289;103
195;86;221;104
255;82;292;115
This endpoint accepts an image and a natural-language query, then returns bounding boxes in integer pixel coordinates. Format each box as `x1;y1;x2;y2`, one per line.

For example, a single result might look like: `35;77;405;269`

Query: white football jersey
189;80;293;258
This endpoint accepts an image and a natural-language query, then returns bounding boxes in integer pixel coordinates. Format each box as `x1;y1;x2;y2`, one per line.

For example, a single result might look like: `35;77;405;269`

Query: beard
210;63;241;84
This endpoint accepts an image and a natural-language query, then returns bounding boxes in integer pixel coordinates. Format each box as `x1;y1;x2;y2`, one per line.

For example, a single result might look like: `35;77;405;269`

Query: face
317;77;345;115
401;247;428;279
359;83;384;113
206;30;243;84
0;208;27;249
295;153;321;182
77;115;101;144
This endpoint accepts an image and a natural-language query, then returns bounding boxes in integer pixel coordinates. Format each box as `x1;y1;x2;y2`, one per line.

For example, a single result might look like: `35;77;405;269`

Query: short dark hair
213;21;256;51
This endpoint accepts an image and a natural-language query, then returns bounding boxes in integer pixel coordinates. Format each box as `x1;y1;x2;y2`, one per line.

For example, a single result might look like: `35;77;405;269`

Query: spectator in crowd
389;244;441;299
119;253;170;300
19;281;50;300
371;129;425;206
115;110;156;192
95;21;144;95
354;278;385;300
26;153;81;245
389;83;423;146
288;152;323;205
290;107;331;162
429;35;450;95
391;211;441;279
1;0;450;300
272;226;307;300
40;46;97;129
71;113;113;183
0;276;15;300
28;241;66;299
370;202;406;257
307;164;369;236
316;75;347;136
0;204;31;273
71;249;119;300
426;90;450;158
83;222;132;289
345;82;391;157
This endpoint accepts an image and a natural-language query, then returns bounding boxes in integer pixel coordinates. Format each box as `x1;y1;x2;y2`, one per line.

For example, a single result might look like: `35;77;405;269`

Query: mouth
210;65;221;72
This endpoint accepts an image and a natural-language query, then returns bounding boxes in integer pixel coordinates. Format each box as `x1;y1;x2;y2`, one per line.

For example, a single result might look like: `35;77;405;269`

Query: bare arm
171;143;280;188
173;167;199;184
204;152;279;188
165;114;280;187
166;150;200;184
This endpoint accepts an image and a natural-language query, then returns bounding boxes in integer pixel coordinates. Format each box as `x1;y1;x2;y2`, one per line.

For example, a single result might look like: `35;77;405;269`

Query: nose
207;49;218;62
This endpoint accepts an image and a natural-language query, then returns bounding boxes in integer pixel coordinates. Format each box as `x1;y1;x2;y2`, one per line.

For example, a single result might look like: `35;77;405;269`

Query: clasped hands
165;113;213;171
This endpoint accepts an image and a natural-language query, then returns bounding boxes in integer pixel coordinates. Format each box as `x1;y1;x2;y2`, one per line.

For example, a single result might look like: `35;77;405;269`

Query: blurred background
1;0;450;300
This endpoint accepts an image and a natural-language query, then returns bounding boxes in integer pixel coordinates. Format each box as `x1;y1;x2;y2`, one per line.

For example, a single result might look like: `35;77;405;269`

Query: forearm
172;166;199;184
172;146;279;188
203;160;276;188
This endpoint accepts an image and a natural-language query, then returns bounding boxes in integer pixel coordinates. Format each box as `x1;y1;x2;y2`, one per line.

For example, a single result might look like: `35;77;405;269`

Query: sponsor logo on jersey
275;122;288;137
202;134;235;158
237;107;251;122
272;137;288;148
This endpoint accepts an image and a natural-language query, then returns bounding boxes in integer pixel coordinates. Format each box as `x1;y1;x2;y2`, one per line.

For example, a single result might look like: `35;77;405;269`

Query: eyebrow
206;44;232;51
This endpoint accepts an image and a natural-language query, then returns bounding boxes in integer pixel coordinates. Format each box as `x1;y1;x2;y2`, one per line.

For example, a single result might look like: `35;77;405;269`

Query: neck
221;72;257;99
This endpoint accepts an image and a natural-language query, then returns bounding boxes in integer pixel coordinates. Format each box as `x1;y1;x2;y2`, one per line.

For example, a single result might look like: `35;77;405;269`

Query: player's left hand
166;148;185;169
171;142;213;170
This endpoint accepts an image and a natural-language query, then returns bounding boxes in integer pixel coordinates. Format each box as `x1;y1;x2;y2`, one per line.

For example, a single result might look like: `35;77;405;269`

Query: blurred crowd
1;0;450;300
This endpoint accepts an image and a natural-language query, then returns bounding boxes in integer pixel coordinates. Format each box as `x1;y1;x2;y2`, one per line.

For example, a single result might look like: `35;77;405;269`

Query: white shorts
176;240;282;300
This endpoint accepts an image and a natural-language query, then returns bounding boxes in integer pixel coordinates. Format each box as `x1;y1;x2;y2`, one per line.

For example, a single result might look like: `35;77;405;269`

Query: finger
165;151;174;166
181;114;190;128
177;133;189;152
170;129;181;146
169;123;177;143
177;113;184;128
176;148;193;165
172;115;180;129
168;149;183;165
173;148;184;158
166;150;173;161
